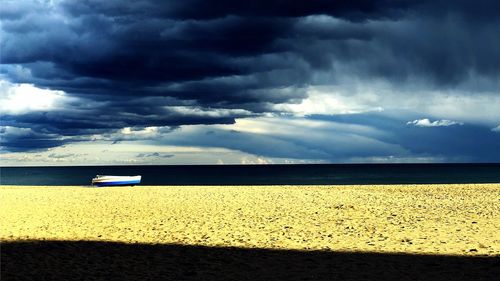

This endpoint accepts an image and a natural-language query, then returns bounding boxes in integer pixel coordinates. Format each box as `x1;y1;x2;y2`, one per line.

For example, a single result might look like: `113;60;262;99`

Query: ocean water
1;164;499;186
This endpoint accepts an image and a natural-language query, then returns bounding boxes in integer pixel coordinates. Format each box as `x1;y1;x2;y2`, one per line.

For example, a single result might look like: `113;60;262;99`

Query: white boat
91;175;141;187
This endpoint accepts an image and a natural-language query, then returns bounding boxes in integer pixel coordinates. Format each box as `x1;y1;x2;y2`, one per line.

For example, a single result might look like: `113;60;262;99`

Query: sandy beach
1;184;499;280
1;184;499;255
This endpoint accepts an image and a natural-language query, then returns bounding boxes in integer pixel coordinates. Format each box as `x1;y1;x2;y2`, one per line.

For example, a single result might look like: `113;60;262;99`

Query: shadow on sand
1;240;498;280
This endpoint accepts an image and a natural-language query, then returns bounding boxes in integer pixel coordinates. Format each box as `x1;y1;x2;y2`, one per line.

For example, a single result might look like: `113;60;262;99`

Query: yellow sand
1;184;499;256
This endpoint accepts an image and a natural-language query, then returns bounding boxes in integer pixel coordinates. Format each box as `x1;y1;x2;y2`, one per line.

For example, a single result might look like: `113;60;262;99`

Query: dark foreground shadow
1;240;499;281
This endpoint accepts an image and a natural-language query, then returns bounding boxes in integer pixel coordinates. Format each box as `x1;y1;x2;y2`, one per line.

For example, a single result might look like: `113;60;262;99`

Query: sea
1;164;499;186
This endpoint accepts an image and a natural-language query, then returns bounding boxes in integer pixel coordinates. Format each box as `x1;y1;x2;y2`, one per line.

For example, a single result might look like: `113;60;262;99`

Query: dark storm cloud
0;126;67;152
3;0;498;89
0;104;238;138
1;0;500;154
60;0;415;20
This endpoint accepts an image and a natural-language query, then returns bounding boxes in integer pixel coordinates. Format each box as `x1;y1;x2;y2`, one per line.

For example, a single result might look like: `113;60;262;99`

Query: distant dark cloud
48;153;76;159
1;0;500;161
307;114;500;162
137;152;174;158
0;126;67;152
159;114;499;162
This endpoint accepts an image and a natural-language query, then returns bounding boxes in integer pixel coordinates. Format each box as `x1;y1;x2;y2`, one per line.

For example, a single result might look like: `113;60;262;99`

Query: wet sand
1;184;499;256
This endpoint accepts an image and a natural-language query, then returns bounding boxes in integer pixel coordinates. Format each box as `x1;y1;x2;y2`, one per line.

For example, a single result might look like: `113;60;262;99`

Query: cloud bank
1;0;500;162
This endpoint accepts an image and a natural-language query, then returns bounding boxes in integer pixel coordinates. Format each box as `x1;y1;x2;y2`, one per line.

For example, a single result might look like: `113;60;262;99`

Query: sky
1;0;499;165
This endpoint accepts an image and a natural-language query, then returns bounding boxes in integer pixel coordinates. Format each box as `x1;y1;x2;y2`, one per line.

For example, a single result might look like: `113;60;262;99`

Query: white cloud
0;126;34;136
121;126;159;136
275;86;383;116
492;125;500;132
406;118;464;127
240;156;273;164
168;106;253;118
0;80;68;114
230;116;385;138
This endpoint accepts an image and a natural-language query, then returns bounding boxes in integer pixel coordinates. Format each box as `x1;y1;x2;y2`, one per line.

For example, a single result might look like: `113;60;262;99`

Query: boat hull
92;176;141;187
94;180;141;187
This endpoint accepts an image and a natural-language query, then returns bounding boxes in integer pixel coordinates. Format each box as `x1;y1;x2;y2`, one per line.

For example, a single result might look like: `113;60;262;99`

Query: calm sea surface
1;164;499;186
